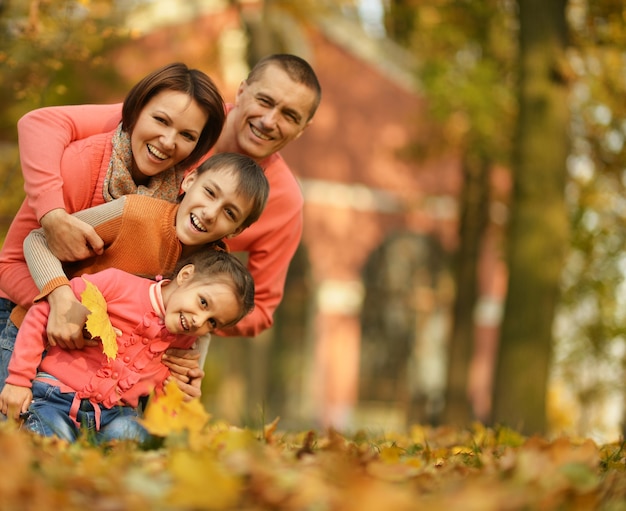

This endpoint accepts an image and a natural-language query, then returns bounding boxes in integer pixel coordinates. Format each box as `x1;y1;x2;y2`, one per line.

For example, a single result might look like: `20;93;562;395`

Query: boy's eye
204;187;215;197
225;208;236;221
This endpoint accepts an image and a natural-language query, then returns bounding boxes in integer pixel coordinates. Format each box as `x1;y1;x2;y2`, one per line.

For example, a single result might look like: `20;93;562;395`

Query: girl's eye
209;318;217;328
200;297;208;307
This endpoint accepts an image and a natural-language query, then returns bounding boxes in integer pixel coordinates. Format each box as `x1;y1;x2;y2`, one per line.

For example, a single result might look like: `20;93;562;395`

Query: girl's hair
122;63;226;171
172;249;255;327
246;54;322;121
194;153;269;228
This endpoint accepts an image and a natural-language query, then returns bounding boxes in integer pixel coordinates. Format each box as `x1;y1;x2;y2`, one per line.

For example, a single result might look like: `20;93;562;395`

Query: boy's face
164;265;241;336
176;167;252;245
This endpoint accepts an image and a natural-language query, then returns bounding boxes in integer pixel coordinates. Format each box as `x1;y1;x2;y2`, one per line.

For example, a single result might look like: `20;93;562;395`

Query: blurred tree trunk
491;0;570;434
443;154;490;427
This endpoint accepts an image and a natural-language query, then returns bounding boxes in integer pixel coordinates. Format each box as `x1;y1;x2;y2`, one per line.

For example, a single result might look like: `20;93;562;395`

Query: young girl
0;153;268;393
0;250;255;444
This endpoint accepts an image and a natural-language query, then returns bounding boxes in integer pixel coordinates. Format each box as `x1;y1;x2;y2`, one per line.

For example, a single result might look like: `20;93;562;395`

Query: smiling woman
0;63;226;394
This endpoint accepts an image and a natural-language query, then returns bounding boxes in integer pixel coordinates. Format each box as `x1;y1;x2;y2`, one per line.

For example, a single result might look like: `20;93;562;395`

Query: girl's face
163;265;241;336
175;167;252;246
131;90;208;180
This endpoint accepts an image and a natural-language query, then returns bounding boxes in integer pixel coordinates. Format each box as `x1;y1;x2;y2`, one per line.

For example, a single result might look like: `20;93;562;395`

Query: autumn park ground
0;384;625;511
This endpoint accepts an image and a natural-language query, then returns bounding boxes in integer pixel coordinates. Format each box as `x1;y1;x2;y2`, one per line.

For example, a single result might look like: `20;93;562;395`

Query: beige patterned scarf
103;124;185;203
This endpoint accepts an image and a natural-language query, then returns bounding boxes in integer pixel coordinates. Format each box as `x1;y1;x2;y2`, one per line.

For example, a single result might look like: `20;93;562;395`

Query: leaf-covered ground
2;387;626;511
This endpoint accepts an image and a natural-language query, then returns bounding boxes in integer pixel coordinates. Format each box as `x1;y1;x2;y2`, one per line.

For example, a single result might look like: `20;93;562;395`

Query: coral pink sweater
6;269;196;428
4;103;303;337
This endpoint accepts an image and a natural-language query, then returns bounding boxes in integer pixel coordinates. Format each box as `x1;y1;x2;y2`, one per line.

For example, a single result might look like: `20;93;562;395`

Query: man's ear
294;119;313;141
235;80;248;103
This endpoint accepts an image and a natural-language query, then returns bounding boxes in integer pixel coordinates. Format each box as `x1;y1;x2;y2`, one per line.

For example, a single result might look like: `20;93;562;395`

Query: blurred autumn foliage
0;0;132;243
1;386;626;511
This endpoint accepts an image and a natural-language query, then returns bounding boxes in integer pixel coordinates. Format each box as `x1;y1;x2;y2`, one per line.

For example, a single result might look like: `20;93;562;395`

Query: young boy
5;152;268;352
0;249;254;444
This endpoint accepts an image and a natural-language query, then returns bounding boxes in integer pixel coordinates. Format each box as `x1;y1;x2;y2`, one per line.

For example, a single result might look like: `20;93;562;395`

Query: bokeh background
1;0;625;443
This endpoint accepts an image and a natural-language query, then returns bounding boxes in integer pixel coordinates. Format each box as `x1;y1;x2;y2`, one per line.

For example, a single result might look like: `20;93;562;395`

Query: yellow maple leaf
80;278;118;360
140;380;210;439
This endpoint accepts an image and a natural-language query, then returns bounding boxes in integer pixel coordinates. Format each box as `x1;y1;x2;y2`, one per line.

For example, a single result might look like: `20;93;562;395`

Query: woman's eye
154;116;167;124
181;132;196;142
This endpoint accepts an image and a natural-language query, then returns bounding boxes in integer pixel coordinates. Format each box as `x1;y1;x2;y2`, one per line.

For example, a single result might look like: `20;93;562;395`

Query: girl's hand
46;286;98;349
0;384;33;420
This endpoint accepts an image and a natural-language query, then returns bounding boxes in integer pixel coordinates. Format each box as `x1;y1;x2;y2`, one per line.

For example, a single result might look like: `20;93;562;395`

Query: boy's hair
122;62;226;172
194;153;269;228
247;54;322;121
172;249;255;327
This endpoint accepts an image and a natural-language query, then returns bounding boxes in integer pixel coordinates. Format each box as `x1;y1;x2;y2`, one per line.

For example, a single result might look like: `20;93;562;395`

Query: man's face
230;64;316;160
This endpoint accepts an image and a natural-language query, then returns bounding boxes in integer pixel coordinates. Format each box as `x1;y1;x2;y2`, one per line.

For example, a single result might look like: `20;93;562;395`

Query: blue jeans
0;298;17;393
23;379;149;444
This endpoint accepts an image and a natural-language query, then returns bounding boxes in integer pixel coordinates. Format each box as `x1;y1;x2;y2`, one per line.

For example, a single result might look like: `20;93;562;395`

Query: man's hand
163;348;205;400
46;286;98;349
0;384;32;420
40;208;104;261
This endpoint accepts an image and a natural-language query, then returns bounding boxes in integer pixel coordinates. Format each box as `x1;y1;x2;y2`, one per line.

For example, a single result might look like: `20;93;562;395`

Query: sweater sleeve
18;103;122;221
5;301;50;388
24;197;127;300
219;154;304;337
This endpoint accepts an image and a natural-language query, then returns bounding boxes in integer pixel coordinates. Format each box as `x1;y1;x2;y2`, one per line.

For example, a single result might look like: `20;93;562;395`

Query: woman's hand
40;208;104;261
0;384;33;420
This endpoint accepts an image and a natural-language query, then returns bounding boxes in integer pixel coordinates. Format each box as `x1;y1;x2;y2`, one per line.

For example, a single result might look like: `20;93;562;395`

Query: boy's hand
0;384;33;420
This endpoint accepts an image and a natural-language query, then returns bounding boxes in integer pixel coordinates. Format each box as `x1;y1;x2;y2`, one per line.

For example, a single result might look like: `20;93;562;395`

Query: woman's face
131;90;208;180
